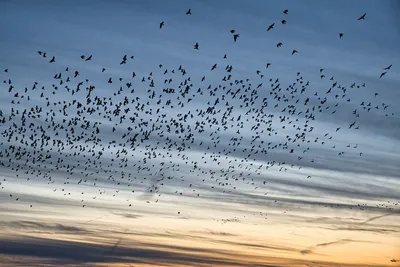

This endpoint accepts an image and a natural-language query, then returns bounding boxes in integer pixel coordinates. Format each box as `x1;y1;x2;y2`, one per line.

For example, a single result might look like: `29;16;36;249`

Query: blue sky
0;0;400;266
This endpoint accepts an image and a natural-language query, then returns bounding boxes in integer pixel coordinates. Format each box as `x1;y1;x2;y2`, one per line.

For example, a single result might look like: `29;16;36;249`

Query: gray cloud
0;235;288;267
1;235;391;267
3;221;88;235
316;239;367;247
325;227;399;234
209;231;237;236
300;249;313;255
111;212;142;219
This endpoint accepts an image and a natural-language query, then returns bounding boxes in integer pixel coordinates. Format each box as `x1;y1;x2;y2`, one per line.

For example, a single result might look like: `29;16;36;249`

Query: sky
0;0;400;266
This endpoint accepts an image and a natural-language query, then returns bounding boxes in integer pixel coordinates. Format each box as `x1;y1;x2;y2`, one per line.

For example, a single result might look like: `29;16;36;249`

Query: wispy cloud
0;235;393;267
2;220;89;235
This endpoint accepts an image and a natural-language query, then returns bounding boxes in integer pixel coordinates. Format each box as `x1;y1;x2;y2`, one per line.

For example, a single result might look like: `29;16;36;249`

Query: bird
291;50;298;55
186;9;191;15
383;64;392;70
233;34;239;42
380;72;387;78
276;42;283;47
193;42;199;50
357;13;366;20
281;20;286;24
283;9;288;14
159;21;164;29
339;33;343;39
267;23;275;31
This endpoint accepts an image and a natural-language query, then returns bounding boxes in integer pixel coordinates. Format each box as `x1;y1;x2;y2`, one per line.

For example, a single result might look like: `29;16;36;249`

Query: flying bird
283;9;288;14
267;23;275;31
159;21;164;29
193;42;199;50
357;13;366;20
383;64;392;70
291;49;298;55
339;33;343;38
186;9;191;15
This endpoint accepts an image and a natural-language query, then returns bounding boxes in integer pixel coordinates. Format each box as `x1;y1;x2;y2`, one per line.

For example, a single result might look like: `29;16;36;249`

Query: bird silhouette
383;64;392;70
358;13;366;20
267;23;275;31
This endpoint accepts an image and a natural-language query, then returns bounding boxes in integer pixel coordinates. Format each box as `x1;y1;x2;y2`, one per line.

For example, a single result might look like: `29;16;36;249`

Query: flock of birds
1;8;399;227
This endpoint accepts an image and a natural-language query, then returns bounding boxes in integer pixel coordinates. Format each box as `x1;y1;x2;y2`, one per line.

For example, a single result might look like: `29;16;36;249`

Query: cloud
0;235;288;266
0;235;391;267
209;231;236;236
3;220;88;234
299;238;378;257
111;212;141;219
300;249;313;255
54;223;85;233
360;213;396;225
327;227;399;234
316;239;363;247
